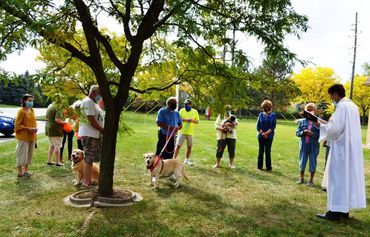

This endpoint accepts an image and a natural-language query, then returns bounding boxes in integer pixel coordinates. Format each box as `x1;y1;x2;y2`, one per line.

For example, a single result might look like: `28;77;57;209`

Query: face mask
169;103;177;110
95;95;102;102
185;105;191;112
26;101;33;108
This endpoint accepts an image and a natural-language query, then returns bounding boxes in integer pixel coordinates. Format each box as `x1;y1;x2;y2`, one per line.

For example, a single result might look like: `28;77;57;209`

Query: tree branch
0;1;92;66
124;0;134;42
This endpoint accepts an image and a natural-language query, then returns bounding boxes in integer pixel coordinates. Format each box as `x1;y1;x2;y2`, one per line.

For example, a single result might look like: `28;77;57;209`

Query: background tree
344;76;370;125
0;0;308;196
247;56;301;111
0;71;47;106
292;67;339;107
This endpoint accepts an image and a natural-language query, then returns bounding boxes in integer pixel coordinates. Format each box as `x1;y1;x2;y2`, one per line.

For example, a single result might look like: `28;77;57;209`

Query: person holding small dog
296;103;320;186
156;97;182;160
256;100;276;171
214;105;238;169
15;94;38;177
79;85;105;188
172;99;199;165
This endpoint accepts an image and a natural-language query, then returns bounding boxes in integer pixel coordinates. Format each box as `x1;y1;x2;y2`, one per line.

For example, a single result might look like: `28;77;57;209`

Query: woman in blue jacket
296;103;320;186
256;100;276;171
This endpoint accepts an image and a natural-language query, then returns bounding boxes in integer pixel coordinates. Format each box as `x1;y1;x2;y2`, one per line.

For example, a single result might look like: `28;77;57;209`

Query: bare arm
87;115;104;133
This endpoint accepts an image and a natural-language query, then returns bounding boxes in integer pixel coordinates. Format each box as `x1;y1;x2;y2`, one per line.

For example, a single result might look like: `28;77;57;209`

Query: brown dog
71;149;100;185
144;152;189;188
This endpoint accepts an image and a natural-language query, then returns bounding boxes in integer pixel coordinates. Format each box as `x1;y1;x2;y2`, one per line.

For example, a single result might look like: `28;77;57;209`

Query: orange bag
63;123;73;133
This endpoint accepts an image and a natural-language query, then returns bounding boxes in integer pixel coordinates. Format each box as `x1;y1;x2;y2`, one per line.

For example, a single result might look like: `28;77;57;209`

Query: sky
1;0;370;82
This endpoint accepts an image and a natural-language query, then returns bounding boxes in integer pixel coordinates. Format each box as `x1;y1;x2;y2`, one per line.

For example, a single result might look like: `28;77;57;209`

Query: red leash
158;126;177;158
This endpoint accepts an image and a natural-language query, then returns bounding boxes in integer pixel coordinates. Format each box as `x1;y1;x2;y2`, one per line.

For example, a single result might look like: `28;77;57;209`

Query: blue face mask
185;105;192;112
26;101;33;108
95;95;102;102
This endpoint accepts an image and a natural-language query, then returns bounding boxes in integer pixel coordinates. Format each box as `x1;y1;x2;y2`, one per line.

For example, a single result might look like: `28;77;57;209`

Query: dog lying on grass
71;149;100;186
144;152;189;188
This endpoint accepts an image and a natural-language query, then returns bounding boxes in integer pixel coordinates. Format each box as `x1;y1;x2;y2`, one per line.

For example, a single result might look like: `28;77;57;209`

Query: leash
158;126;178;158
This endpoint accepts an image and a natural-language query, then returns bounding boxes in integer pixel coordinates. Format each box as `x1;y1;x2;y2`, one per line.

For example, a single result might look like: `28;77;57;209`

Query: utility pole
349;12;358;100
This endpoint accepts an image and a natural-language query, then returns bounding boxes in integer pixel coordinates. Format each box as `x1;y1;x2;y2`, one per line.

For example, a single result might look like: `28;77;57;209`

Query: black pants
60;130;74;159
156;131;175;160
77;138;83;150
258;137;273;170
216;138;236;159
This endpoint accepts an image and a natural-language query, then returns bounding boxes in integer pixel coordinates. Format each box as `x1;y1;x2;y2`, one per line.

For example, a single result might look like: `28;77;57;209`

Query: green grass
0;112;369;237
0;103;18;108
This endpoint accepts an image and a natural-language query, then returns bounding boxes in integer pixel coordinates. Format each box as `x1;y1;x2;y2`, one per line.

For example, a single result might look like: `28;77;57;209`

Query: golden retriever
144;152;189;188
71;149;100;185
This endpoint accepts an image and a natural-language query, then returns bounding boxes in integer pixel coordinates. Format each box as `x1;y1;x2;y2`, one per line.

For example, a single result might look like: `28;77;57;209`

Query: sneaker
47;162;55;166
307;181;314;187
296;180;304;184
23;172;32;177
184;159;193;165
229;164;236;169
56;163;64;167
213;164;220;168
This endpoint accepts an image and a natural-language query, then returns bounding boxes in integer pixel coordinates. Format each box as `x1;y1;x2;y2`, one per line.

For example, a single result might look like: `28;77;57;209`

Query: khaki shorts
49;137;63;148
176;134;193;147
16;140;35;166
81;136;102;164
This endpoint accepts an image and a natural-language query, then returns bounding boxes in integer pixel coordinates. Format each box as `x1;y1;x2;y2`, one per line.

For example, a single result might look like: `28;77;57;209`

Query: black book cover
303;110;319;123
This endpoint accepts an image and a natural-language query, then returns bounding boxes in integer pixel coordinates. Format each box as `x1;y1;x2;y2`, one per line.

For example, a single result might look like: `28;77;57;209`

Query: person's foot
257;168;262;172
213;164;220;168
307;181;314;187
266;168;272;172
321;187;327;192
17;173;23;178
47;162;55;166
184;159;193;165
229;164;236;169
296;180;304;184
316;211;341;221
56;163;64;167
23;172;32;177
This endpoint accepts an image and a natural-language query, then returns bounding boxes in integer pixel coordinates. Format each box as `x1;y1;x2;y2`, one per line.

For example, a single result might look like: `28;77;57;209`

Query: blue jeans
258;137;273;170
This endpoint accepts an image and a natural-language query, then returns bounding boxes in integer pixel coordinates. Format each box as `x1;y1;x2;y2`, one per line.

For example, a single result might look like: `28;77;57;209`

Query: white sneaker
184;159;193;165
229;164;236;169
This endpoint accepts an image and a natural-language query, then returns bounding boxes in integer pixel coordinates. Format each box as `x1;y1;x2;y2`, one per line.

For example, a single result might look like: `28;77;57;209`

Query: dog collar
148;156;161;173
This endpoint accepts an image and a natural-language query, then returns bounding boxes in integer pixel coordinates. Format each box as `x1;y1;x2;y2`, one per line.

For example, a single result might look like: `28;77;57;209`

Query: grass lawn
0;103;18;108
0;112;369;237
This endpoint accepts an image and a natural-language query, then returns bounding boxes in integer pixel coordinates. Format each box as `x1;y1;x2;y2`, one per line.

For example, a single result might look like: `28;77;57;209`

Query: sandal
47;162;55;166
56;163;64;167
23;172;32;177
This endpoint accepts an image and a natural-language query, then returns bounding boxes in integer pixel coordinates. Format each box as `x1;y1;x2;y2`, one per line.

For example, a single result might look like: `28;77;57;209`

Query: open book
303;110;319;123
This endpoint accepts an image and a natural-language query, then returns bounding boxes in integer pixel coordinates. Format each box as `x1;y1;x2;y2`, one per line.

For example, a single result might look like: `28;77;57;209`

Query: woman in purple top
256;100;276;171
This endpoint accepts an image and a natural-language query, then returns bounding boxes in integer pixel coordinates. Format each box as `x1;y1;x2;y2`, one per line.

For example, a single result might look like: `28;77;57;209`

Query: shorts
16;140;35;166
49;137;63;148
176;134;193;147
81;136;102;164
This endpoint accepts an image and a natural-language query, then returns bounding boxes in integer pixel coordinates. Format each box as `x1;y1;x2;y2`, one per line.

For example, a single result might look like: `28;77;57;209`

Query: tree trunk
98;103;122;196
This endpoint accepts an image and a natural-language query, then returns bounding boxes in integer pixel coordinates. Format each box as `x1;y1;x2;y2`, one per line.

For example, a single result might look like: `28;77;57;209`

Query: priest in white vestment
317;84;366;221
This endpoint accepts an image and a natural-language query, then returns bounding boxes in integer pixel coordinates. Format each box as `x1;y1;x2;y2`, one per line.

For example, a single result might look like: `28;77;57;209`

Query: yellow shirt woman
15;108;37;142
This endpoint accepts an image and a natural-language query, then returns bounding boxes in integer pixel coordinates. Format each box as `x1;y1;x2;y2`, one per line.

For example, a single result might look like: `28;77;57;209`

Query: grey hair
89;85;100;95
166;96;177;105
